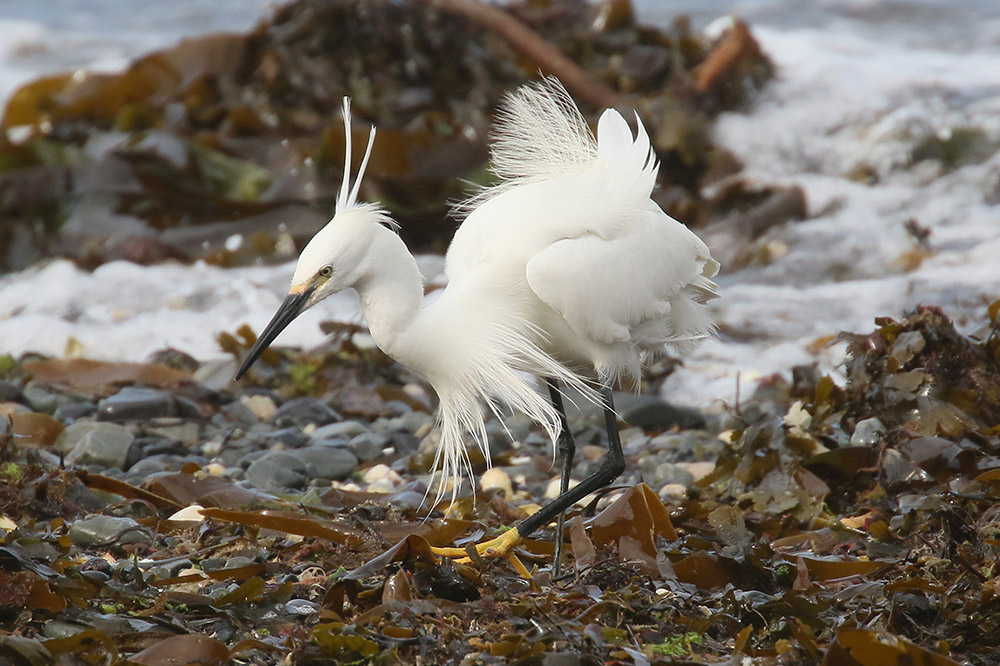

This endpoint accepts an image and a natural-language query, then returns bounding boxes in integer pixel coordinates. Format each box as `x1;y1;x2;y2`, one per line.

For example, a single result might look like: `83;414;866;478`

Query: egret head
235;98;387;379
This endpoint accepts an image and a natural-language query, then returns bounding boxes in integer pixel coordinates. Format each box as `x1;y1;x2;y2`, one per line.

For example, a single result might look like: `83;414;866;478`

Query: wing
526;209;719;346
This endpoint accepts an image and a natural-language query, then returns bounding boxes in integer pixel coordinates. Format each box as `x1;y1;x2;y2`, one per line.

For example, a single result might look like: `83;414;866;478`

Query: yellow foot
431;527;531;577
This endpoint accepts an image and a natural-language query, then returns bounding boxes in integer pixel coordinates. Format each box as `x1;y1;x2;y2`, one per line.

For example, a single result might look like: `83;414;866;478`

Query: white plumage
237;78;719;530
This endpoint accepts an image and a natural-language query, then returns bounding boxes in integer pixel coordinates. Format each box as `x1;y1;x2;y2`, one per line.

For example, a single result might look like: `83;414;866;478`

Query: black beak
235;288;313;380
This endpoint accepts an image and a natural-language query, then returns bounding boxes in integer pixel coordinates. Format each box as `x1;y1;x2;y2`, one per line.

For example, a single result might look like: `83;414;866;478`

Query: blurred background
0;0;997;408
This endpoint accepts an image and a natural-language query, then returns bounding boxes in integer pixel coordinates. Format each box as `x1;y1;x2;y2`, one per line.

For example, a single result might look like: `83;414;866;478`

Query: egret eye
319;265;333;278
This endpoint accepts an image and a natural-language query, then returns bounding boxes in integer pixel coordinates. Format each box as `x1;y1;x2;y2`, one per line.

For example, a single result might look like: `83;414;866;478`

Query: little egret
235;79;719;574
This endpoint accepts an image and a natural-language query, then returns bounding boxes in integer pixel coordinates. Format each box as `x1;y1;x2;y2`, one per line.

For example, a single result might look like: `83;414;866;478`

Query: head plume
336;97;377;214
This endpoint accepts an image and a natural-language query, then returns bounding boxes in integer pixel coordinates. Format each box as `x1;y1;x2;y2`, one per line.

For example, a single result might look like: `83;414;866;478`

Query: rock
70;514;152;547
0;381;21;402
220;400;260;426
362;464;403;490
311;420;369;441
349;432;389;462
53;401;97;422
291;446;358;481
616;394;705;430
57;423;122;459
240;394;278;421
263;427;309;448
851;418;886;446
125;437;186;469
144;420;200;444
480;467;513;499
21;381;77;414
385;411;433;434
245;451;309;490
273;397;340;429
97;386;200;421
65;425;136;469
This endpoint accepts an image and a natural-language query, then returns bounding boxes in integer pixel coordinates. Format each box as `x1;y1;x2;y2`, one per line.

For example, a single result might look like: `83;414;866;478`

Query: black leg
546;378;575;576
516;385;625;544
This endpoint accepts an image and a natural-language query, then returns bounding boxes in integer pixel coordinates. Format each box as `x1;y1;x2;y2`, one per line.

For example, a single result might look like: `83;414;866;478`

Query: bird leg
433;386;625;574
547;378;575;577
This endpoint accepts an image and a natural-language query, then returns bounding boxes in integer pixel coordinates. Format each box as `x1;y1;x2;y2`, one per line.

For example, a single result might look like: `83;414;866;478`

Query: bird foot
430;527;531;577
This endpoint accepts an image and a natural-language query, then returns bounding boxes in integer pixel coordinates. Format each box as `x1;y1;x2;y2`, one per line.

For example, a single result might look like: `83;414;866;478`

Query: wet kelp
1;302;999;663
0;0;776;272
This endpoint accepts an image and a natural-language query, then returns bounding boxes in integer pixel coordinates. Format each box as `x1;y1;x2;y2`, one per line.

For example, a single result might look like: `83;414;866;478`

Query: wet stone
66;425;136;470
0;381;22;403
263;427;309;449
220;400;260;426
54;421;128;455
349;431;390;462
851;417;886;446
144;420;200;445
70;514;152;547
273;397;340;429
97;386;201;421
22;381;83;415
311;420;369;441
53;400;97;422
616;394;705;430
291;446;358;481
245;451;309;490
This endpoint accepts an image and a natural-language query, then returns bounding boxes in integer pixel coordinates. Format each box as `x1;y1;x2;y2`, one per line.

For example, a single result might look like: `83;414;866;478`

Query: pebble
272;397;340;429
21;381;77;414
53;401;97;422
383;411;432;434
55;421;130;455
205;462;227;476
659;483;688;502
245;451;309;490
144;420;200;445
0;381;21;402
220;400;259;426
851;417;886;446
544;476;581;500
66;426;136;470
241;394;278;421
291;446;358;481
615;393;705;430
362;464;403;492
349;432;389;462
70;514;152;547
480;467;513;499
97;386;200;421
311;420;369;441
263;427;309;449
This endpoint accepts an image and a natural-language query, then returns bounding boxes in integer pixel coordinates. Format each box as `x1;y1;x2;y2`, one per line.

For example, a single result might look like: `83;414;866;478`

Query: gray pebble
55;421;129;455
263;427;309;449
67;426;136;470
291;446;358;481
272;397;340;429
70;514;152;548
616;394;705;430
851;417;886;446
22;381;77;414
97;386;200;421
349;432;389;462
245;451;309;490
311;420;369;441
0;381;21;402
53;401;97;422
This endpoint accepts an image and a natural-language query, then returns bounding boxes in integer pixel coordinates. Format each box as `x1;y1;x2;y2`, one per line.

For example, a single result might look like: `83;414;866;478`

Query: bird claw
430;527;532;577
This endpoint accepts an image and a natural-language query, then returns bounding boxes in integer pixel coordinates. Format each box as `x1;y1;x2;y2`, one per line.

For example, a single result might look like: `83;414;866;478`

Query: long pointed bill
235;287;314;380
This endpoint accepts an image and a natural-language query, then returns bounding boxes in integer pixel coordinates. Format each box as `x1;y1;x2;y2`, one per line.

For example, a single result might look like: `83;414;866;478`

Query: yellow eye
319;265;333;278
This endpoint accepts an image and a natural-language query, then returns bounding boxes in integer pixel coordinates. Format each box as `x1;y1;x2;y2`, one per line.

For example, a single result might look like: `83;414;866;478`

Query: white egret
235;79;719;574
